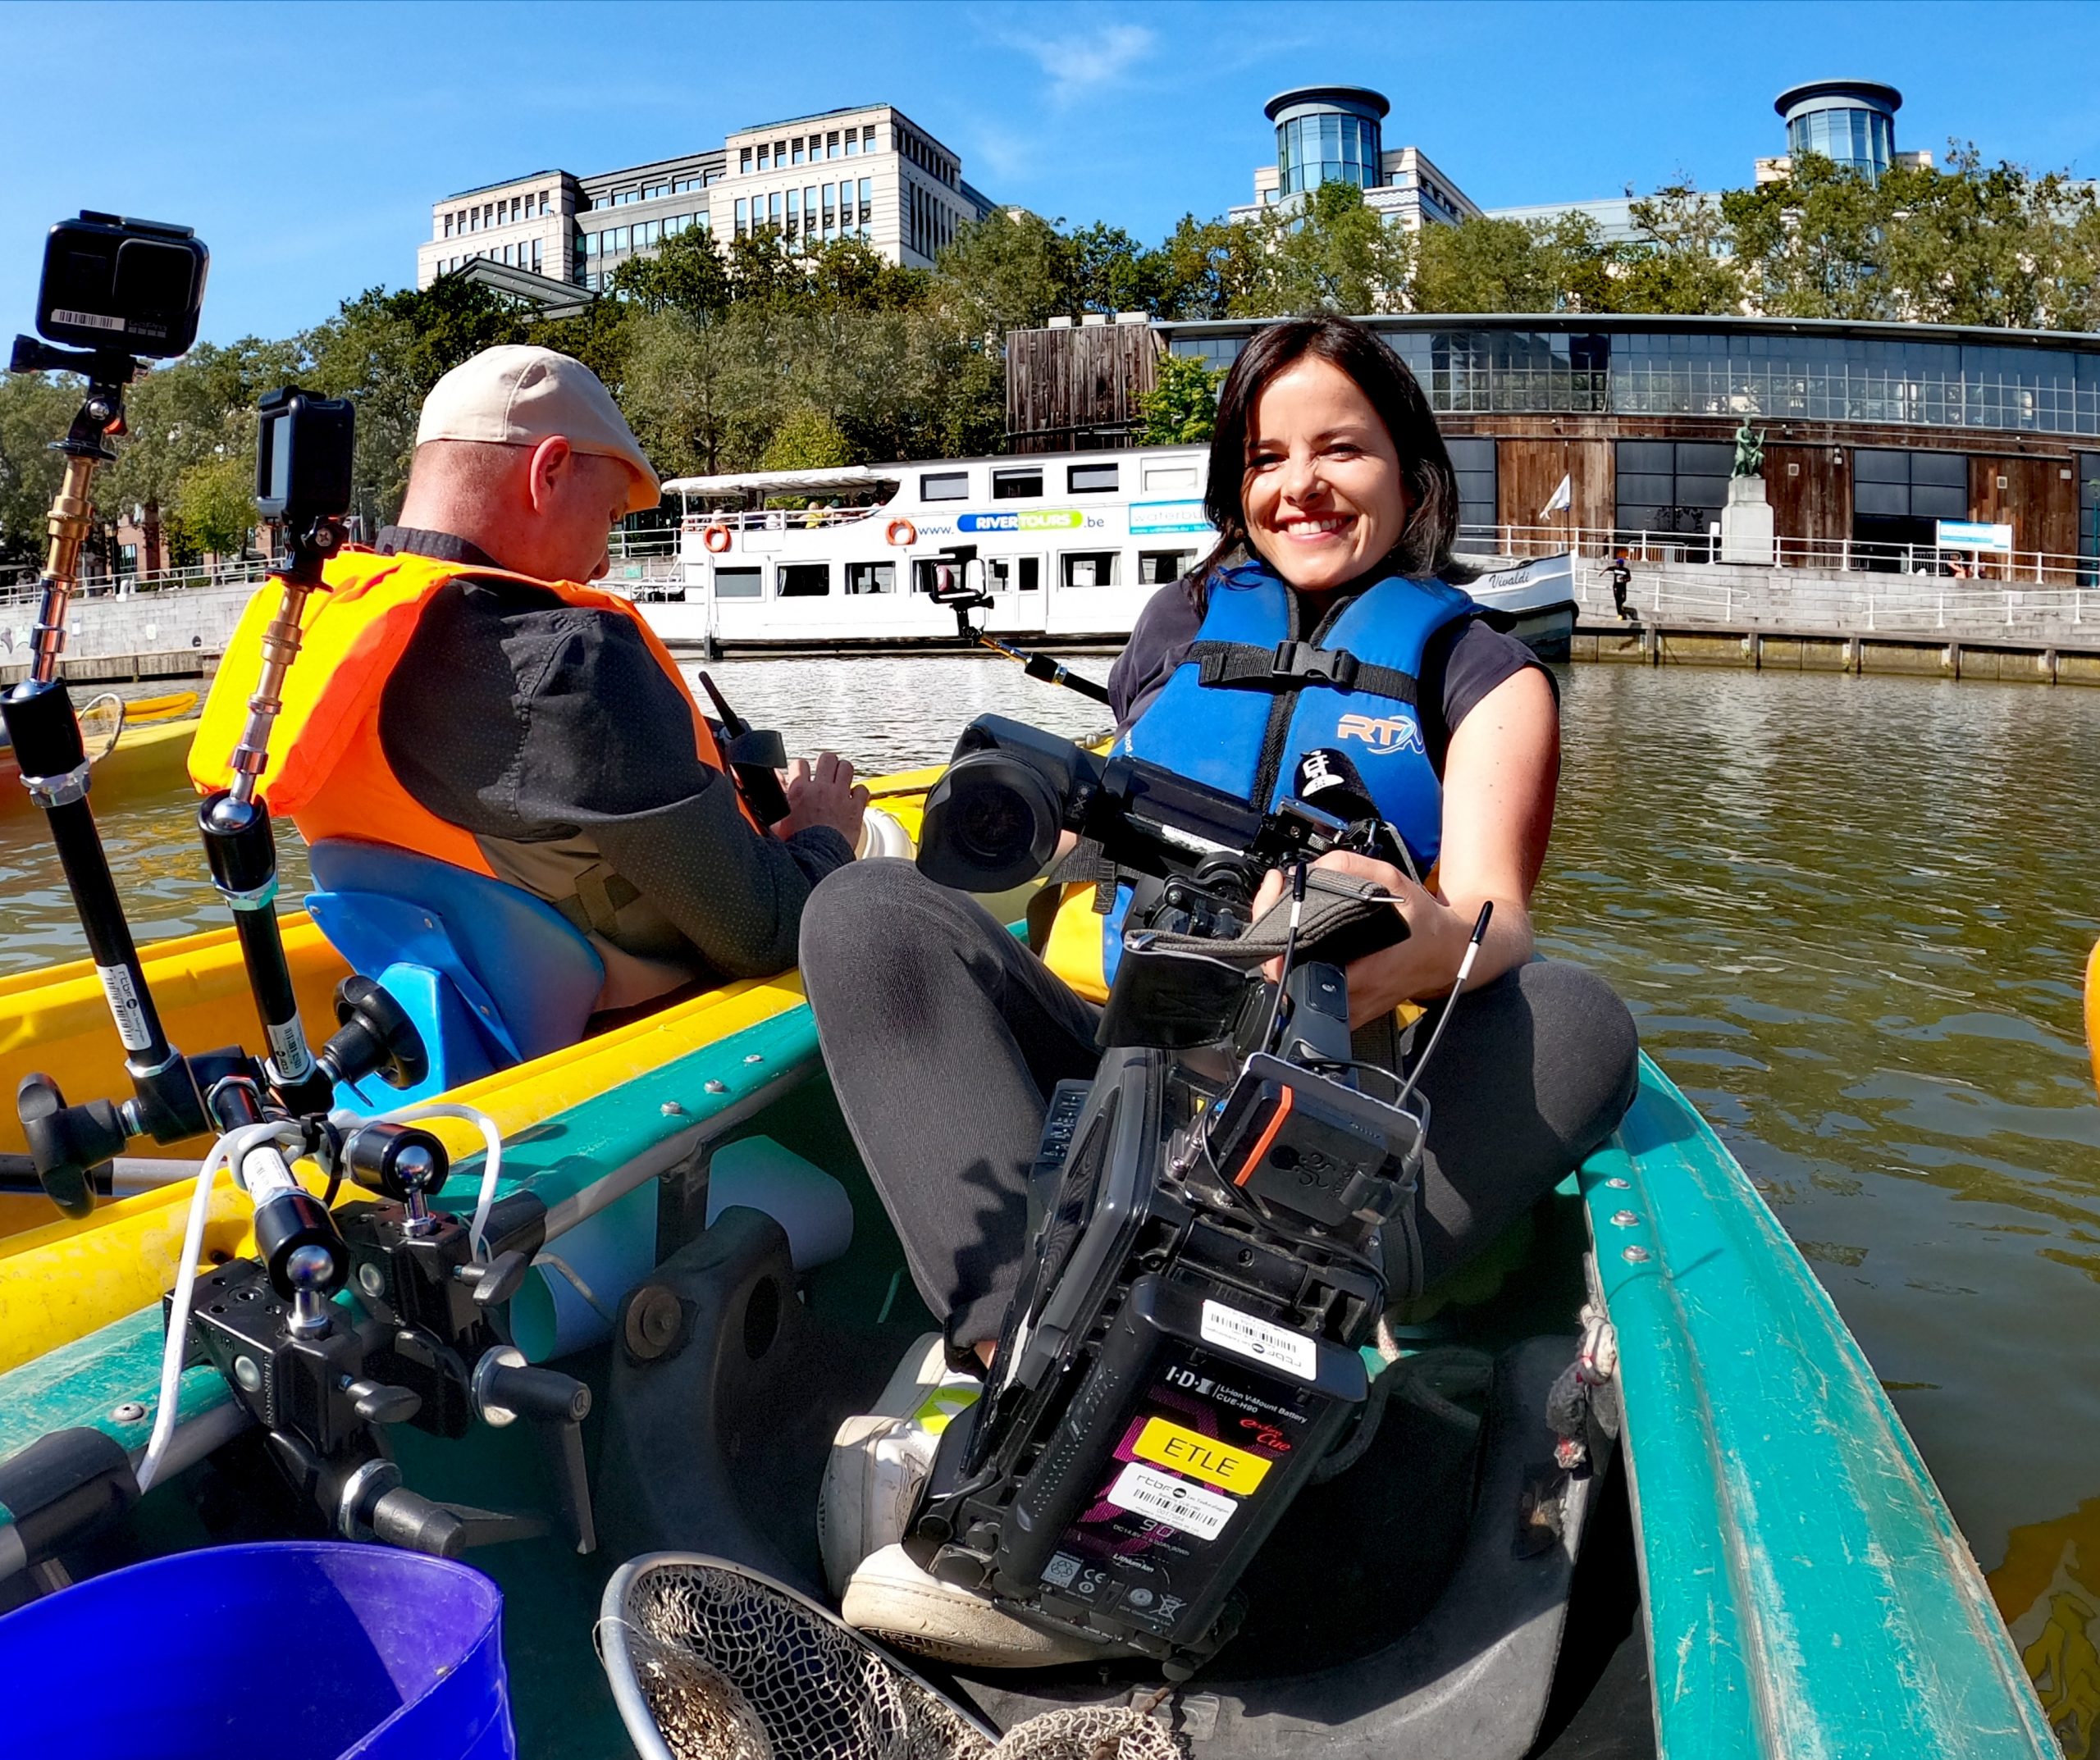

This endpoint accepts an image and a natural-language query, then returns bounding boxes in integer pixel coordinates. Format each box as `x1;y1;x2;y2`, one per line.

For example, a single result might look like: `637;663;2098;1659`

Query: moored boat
645;448;1578;662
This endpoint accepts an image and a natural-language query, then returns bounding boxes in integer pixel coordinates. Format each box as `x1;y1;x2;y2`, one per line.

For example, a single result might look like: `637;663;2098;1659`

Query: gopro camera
34;212;208;359
255;388;355;528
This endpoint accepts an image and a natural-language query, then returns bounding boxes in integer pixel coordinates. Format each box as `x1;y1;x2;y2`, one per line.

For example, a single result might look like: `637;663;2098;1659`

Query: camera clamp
924;546;1112;706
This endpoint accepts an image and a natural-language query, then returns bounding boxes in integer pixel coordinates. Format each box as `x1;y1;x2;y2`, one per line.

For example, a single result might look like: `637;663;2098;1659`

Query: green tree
1722;155;1893;320
608;225;731;320
934;209;1078;336
1136;351;1223;445
1413;216;1574;313
1245;180;1413;316
1618;184;1742;315
0;371;84;571
762;404;851;471
174;452;257;563
1148;213;1265;320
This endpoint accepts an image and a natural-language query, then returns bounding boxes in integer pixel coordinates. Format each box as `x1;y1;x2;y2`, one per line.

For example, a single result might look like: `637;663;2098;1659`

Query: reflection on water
2;653;2099;1690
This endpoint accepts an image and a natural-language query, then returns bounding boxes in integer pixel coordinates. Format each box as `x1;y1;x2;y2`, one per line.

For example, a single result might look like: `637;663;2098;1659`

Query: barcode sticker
1199;1299;1318;1382
266;1019;313;1080
96;964;153;1051
50;308;125;333
1105;1462;1236;1542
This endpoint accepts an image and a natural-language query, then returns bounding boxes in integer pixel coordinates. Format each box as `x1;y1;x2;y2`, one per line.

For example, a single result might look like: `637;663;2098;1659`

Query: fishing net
600;1555;1185;1760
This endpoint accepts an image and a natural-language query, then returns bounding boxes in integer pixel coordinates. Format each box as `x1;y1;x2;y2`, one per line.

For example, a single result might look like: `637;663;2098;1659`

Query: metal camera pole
2;340;210;1162
196;388;354;1116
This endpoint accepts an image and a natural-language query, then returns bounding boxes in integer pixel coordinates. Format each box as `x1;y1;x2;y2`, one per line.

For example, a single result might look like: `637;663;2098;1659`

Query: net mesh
604;1557;1185;1760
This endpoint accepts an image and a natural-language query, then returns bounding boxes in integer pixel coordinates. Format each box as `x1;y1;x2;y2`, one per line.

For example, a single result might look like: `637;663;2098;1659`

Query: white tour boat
646;445;1577;659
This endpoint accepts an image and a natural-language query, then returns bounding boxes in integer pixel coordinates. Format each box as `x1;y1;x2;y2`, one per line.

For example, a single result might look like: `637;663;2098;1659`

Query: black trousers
801;860;1640;1346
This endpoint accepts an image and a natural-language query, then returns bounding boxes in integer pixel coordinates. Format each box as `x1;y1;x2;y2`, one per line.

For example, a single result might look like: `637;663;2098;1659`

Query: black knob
368;1486;467;1557
18;1072;127;1220
455;1250;530;1309
321;976;428;1092
343;1377;422;1426
483;1360;591;1426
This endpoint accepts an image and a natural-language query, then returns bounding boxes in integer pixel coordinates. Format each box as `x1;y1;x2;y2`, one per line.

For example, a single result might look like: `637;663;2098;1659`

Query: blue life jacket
1045;561;1476;998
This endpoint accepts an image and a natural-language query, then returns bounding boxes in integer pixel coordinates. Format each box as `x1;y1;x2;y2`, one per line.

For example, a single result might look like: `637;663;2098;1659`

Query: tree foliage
173;452;258;562
1137;352;1224;445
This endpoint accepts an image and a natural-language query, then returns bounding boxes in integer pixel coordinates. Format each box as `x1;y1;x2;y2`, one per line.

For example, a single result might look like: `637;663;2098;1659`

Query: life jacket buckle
1272;641;1357;690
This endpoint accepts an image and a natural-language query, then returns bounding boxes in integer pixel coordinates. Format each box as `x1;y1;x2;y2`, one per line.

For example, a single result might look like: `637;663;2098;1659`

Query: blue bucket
0;1541;514;1759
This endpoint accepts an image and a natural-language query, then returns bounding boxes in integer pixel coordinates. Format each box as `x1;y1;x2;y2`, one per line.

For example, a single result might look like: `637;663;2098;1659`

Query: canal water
5;654;2099;1713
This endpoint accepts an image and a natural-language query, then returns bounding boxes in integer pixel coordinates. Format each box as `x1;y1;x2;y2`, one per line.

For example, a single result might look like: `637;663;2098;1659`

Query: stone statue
1732;420;1766;480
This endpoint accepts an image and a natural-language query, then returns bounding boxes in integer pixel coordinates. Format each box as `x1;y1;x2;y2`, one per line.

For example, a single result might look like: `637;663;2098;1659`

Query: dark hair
1195;316;1461;603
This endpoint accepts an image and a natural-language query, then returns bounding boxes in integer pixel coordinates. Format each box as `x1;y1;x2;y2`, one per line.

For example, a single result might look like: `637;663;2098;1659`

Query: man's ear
524;435;575;513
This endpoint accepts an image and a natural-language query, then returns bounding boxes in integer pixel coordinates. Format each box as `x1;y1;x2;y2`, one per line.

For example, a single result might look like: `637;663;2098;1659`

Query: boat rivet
703;1079;728;1095
743;1053;764;1065
234;1356;263;1391
660;1100;686;1117
1605;1177;1631;1190
1610;1209;1641;1229
112;1402;146;1424
357;1263;386;1297
1622;1245;1651;1265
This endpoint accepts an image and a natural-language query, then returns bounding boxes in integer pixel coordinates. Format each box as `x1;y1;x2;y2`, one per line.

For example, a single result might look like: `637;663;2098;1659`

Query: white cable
135;1117;307;1496
366;1101;505;1259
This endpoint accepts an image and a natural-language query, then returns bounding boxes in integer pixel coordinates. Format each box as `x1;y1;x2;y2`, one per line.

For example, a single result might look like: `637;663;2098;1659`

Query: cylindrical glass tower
1267;86;1390;198
1774;80;1902;180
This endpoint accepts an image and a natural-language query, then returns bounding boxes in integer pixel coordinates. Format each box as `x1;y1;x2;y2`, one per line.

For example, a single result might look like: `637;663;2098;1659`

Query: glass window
735;198;747;231
845;131;857;157
740;147;752;173
846;561;896;595
611;226;629;252
1061;550;1121;587
757;145;769;171
1139;549;1195;584
863;125;877;149
806;185;817;218
920;471;970;501
993;467;1043;499
988;557;1040;592
769;193;782;223
787;189;798;218
828;130;841;157
859;177;872;211
777;563;829;598
1068;463;1119;494
714;567;761;599
792;139;805;165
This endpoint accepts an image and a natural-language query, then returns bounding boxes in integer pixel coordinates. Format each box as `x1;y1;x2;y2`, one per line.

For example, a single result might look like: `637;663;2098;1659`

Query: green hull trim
1584;1055;2053;1756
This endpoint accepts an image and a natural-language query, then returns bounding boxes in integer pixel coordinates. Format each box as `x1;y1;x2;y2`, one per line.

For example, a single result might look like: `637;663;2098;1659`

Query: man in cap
195;344;865;1015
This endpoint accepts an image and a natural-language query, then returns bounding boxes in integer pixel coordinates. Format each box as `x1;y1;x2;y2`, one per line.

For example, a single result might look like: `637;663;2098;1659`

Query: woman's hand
773;752;870;846
1249;850;1477;1028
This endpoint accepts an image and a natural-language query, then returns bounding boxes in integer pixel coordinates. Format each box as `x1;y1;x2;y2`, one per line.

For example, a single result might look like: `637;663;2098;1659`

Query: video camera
12;212;208;381
911;717;1444;1676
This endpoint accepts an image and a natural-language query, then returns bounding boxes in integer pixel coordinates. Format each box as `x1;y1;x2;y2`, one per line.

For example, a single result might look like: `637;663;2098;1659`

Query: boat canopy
660;467;900;499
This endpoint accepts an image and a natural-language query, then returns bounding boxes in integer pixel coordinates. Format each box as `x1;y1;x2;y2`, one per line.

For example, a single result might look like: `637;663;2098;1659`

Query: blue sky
4;0;2098;348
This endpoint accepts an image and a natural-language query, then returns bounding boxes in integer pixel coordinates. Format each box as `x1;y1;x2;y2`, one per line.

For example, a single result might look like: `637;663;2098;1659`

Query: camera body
34;212;208;360
911;717;1427;1675
255;388;355;530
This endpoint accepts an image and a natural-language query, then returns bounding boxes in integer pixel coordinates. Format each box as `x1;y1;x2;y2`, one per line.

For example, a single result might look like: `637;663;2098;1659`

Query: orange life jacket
190;548;757;868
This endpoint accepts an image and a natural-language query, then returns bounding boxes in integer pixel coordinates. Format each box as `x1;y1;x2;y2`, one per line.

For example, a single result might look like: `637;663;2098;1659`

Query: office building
417;104;994;300
1235;78;1933;242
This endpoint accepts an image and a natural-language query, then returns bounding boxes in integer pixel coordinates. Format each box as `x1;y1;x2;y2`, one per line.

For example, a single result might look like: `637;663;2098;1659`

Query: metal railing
668;506;889;535
2;554;280;606
1460;522;2100;589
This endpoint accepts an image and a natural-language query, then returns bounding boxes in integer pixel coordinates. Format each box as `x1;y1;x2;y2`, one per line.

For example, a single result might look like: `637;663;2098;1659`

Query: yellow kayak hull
0;764;946;1376
0;717;202;818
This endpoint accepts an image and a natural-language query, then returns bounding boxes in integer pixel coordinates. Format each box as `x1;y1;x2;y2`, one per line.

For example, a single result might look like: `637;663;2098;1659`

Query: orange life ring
702;523;733;554
885;518;917;548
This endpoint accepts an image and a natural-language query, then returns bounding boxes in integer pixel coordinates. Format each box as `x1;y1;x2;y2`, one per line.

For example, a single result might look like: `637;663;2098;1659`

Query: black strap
1189;639;1418;705
554;864;643;938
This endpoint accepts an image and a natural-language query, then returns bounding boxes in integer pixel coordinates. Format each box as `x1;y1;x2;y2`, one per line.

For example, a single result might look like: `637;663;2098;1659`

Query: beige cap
417;344;660;513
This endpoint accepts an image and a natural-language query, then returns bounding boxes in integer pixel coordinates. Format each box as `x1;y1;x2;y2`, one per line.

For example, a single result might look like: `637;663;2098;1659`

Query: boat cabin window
988;556;1040;592
1142;464;1198;492
1068;463;1119;495
714;567;762;599
1139;549;1196;585
993;468;1043;500
920;471;970;502
845;561;896;595
778;563;830;598
1062;551;1120;588
911;558;970;594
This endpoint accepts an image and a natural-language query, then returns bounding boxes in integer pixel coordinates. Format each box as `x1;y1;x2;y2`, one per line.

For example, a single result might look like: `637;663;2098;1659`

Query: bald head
396;436;637;583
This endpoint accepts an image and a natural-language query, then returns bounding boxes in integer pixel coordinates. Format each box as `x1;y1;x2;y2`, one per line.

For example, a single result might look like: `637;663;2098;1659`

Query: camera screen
258;410;294;513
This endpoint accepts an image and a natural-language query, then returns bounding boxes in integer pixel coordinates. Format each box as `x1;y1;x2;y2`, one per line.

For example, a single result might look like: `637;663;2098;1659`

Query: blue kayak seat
306;838;605;1108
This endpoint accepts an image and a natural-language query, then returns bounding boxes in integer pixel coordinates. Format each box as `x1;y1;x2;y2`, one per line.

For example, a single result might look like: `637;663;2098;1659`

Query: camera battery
1208;1056;1410;1229
988;1271;1365;1660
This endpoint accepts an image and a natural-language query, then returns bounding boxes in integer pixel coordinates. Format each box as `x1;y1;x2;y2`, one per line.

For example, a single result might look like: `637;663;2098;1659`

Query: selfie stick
197;389;356;1116
2;339;213;1172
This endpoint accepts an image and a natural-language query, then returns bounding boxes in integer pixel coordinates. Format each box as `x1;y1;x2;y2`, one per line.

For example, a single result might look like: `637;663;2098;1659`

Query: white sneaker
818;1334;982;1602
842;1542;1104;1669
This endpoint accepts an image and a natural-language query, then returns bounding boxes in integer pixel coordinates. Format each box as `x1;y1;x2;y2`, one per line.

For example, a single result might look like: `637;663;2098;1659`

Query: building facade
1007;312;2100;581
1236;78;1933;240
417;104;993;298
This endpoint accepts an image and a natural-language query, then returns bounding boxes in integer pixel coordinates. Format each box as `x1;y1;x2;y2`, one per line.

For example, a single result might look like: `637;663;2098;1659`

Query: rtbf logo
1336;712;1425;756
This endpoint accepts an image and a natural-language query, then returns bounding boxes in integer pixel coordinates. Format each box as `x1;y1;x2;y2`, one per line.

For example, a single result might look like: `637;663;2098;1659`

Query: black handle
17;1072;127;1220
320;974;428;1092
483;1359;591;1425
0;1427;139;1577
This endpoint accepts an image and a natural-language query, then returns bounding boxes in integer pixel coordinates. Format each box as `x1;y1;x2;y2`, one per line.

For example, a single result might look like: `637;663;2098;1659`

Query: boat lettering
1130;499;1212;535
957;509;1087;533
1132;1416;1271;1494
1104;1461;1237;1541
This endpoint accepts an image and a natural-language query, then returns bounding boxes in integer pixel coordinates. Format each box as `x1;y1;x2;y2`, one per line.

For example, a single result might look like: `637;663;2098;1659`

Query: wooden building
1004;313;2100;582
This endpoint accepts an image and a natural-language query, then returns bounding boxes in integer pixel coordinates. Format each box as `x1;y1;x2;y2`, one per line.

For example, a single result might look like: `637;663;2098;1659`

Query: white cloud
1004;20;1157;106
